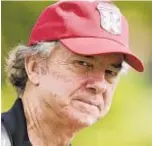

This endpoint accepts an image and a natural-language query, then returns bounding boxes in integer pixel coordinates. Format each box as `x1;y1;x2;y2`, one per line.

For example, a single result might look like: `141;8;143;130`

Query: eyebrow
84;56;123;67
83;56;95;59
111;63;123;70
79;55;123;69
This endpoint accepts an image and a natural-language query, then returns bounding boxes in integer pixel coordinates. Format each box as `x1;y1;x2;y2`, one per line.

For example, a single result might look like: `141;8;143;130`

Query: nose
86;74;107;94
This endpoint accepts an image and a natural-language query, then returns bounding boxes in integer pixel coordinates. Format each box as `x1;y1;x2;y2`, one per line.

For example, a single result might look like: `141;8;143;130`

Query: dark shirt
2;99;32;146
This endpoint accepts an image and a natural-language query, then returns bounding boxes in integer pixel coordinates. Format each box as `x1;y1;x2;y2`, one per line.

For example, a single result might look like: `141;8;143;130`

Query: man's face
35;43;124;128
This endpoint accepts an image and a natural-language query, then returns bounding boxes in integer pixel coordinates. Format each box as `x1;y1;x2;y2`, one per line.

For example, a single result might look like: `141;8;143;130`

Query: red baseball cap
28;0;144;72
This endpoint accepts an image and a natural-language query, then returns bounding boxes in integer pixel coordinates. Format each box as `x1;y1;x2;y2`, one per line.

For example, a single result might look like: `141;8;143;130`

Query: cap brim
60;37;144;72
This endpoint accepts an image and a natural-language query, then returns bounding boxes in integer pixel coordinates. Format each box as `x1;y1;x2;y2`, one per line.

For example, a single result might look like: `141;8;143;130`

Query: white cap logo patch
97;2;122;35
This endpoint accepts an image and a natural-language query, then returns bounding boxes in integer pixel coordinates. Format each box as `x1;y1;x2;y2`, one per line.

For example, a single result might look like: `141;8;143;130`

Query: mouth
74;99;101;111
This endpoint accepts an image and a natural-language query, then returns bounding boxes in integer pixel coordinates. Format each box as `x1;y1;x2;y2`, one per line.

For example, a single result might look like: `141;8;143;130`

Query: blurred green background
1;1;152;146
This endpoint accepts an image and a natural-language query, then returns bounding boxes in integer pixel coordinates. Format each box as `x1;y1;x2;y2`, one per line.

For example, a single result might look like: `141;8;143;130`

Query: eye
74;60;93;70
105;70;118;77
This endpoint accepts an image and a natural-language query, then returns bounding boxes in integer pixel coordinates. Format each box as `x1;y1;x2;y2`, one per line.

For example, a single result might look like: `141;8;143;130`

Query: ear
24;56;40;86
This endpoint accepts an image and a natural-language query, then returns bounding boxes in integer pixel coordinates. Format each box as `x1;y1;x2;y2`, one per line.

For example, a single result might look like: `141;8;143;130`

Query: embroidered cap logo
97;2;122;35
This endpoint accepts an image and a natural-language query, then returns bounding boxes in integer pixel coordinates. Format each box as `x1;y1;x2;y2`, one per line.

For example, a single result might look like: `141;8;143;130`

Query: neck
27;120;73;146
21;89;76;146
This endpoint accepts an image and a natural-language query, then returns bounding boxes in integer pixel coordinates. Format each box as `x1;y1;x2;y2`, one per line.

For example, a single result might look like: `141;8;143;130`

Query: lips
73;98;102;111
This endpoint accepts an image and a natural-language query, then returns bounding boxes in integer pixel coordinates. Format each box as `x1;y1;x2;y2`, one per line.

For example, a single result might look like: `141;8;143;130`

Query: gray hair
5;41;129;96
5;41;59;96
121;61;130;75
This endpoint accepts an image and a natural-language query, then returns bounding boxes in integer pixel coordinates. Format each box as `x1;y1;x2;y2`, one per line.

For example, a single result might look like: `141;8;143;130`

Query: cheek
39;71;83;101
102;84;117;112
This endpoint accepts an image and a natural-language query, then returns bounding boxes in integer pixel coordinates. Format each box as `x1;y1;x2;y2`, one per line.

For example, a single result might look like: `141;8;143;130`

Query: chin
78;116;98;127
66;111;100;128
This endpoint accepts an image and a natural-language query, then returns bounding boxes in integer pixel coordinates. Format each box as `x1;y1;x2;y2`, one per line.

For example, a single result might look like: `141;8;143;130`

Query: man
1;0;144;146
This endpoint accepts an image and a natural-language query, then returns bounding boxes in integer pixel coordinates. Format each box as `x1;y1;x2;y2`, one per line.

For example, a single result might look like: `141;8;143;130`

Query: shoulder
1;122;12;146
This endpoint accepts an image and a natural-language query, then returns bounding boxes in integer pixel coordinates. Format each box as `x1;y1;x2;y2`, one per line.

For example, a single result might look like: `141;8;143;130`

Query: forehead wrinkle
58;43;125;66
51;44;74;64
